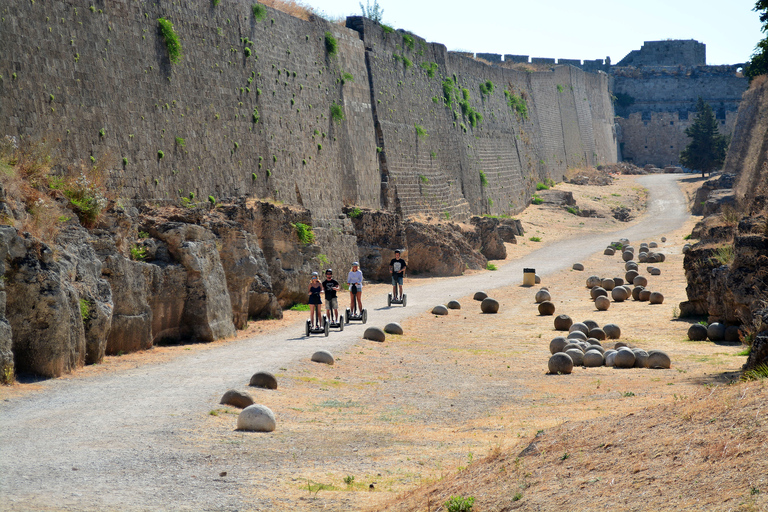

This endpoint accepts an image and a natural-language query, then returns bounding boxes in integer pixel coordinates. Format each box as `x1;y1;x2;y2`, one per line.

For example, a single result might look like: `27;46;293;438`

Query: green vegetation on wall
157;18;182;64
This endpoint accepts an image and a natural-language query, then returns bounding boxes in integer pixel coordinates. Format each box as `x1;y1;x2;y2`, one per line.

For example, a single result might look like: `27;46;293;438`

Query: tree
679;98;729;177
359;0;383;23
745;1;768;80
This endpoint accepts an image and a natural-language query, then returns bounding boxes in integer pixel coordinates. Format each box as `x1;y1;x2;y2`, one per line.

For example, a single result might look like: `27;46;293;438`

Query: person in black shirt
389;250;406;299
323;269;340;323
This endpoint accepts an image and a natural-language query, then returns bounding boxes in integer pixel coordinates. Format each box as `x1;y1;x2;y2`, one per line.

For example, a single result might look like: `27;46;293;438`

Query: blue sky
307;0;762;65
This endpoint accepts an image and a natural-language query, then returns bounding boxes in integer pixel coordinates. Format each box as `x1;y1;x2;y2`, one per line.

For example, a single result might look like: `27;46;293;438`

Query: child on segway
323;269;341;325
347;261;363;314
389;250;407;301
307;272;323;328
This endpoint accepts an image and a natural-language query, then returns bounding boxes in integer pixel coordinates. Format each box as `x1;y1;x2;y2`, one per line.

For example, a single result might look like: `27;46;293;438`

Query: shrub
157;150;164;159
324;31;338;57
419;174;428;183
252;107;260;123
381;24;394;34
402;56;412;68
130;244;148;260
175;136;186;147
420;61;438;78
157;18;182;64
529;236;542;242
444;495;475;512
415;124;428;138
347;207;362;218
566;206;578;215
531;195;543;205
244;47;252;58
479;170;488;187
341;71;354;84
79;298;91;321
505;89;529;120
122;157;128;166
402;33;414;51
330;102;345;123
208;195;216;206
536;182;549;190
291;222;315;245
290;303;310;311
99;128;105;138
486;262;497;271
479;80;494;96
252;3;267;21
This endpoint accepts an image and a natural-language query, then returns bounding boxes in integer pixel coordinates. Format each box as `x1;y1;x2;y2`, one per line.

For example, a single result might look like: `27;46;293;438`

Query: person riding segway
323;269;343;331
388;250;407;307
346;261;367;323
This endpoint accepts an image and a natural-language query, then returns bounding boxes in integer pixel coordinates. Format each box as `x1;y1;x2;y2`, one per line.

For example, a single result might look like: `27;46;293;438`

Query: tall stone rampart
0;1;616;225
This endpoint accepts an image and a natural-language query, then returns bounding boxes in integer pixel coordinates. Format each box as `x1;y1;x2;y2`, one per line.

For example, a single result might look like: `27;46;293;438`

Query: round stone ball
624;245;635;254
604;247;615;256
604;349;618;366
638;289;652;301
614;341;628;348
586;343;605;353
657;253;666;262
613;277;625;286
481;298;500;313
311;350;335;364
625;261;639;271
550;336;568;354
649;241;658;248
535;274;541;284
588;327;606;340
432;305;449;315
725;325;741;342
566;331;588;342
583;350;604;367
249;371;278;390
364;327;387;342
611;286;629;302
595;296;611;310
563;342;584;353
473;291;488;301
237;404;276;432
614;348;636;368
586;275;602;288
649;292;664;304
683;244;692;254
707;322;726;342
687;323;708;341
538;301;555;315
566;348;584;366
573;262;585;271
647;350;671;369
569;322;590;335
633;349;649;368
603;323;621;339
548;353;574;374
661;237;667;243
633;275;648;287
638;252;648;263
583;320;599;330
625;270;639;284
554;314;573;331
590;287;608;300
601;278;616;291
632;286;644;300
622;250;634;262
221;389;255;409
384;322;404;335
446;300;461;310
535;289;551;303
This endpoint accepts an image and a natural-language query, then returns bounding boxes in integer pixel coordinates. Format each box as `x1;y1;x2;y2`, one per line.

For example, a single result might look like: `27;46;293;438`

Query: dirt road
0;174;690;511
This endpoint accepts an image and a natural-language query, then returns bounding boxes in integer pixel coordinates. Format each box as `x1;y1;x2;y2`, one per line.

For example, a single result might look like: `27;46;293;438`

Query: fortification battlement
616;39;705;67
447;51;611;72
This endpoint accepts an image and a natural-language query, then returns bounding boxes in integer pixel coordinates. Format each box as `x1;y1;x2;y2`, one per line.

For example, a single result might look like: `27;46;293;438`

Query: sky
307;0;763;66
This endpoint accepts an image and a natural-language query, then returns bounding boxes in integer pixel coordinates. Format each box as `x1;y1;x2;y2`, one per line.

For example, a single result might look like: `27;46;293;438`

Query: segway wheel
387;293;392;307
305;319;311;337
345;308;351;324
402;294;407;307
362;309;368;324
339;318;344;331
324;320;330;336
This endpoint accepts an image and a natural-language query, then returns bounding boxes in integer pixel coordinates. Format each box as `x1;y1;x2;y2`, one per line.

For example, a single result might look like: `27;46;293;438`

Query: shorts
349;284;361;294
326;297;338;310
392;274;403;286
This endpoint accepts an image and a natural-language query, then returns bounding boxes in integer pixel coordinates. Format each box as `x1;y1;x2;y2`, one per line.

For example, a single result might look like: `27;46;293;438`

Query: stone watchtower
612;40;747;168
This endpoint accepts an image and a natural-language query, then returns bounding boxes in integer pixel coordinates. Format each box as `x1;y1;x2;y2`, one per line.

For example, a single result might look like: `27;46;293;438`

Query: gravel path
0;174;689;511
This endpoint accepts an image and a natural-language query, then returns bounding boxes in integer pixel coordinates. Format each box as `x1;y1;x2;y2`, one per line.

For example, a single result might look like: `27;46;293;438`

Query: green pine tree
679;98;729;177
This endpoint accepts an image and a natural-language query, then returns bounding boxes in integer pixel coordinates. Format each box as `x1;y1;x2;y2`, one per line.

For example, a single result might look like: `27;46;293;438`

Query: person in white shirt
347;261;363;313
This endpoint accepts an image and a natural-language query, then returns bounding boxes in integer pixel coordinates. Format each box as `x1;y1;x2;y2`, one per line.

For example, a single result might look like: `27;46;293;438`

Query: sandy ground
2;173;753;512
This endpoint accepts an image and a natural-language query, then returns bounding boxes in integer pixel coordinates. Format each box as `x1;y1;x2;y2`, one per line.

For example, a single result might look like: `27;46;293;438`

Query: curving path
0;174;689;511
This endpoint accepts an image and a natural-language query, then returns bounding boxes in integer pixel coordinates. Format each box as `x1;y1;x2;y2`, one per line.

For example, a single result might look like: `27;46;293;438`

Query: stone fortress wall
0;0;617;230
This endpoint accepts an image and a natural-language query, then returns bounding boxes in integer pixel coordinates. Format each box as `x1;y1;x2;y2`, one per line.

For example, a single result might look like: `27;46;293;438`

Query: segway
305;314;330;337
387;292;407;307
327;310;344;332
345;284;367;324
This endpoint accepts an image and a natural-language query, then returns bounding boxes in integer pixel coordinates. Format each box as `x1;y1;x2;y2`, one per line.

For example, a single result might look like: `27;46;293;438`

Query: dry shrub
749;73;768;90
564;166;601;182
259;0;315;21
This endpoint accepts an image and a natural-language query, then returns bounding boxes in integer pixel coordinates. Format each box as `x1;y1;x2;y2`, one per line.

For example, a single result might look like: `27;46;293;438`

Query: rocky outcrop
691;173;737;215
343;207;406;281
469;216;507;260
405;220;486;276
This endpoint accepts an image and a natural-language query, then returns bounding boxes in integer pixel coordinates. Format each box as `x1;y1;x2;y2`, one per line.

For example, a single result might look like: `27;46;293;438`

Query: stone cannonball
311;350;335;364
249;371;278;390
622;250;634;262
566;348;584;366
363;327;387;342
625;261;639;272
624;245;635;254
656;253;666;262
583;320;599;330
588;327;606;340
384;322;404;335
649;292;664;304
550;336;568;354
237;404;276;432
583;350;605;367
548;352;574;374
649;241;658;248
724;325;741;342
587;343;605;353
481;298;500;314
638;289;652;301
638;252;648;263
633;275;648;287
220;389;254;409
538;301;555;315
590;287;608;300
473;291;488;301
586;275;602;288
569;322;590;335
611;286;630;302
614;341;628;349
554;314;573;331
625;270;639;284
566;331;588;342
687;323;708;341
604;247;616;256
683;243;692;254
632;348;649;368
563;342;584;353
603;323;621;339
601;278;616;291
573;262;585;271
613;277;625;286
632;286;644;300
535;289;551;303
614;347;636;368
661;237;667;243
604;349;618;366
595;296;611;311
446;300;461;310
432;305;449;315
647;350;671;369
707;322;726;342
